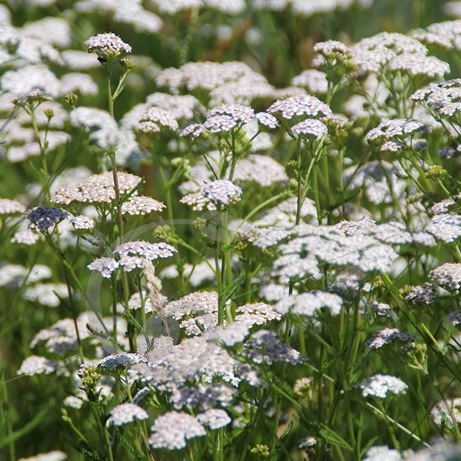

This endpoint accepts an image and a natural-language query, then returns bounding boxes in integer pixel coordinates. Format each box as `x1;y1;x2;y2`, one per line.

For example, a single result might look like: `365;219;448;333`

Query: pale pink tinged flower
267;94;332;119
109;403;149;426
85;33;132;61
292;119;328;138
121;196;165;215
197;409;231;430
149;411;206;450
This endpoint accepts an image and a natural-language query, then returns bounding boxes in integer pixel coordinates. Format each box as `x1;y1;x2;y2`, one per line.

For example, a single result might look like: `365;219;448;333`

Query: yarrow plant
5;2;461;461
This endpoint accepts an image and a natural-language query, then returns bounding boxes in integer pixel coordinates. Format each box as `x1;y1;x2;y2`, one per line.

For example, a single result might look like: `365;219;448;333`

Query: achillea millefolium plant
4;1;461;460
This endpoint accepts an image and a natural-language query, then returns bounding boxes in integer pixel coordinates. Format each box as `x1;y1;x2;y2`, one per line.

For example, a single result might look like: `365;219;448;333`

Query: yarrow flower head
430;263;461;290
121;196;165;215
149;411;206;450
411;79;461;119
197;409;231;430
181;104;255;137
365;119;425;142
292;119;328;138
359;374;408;399
0;198;26;216
405;283;437;304
109;403;149;426
27;207;68;232
138;107;179;133
51;172;142;205
85;33;132;62
181;180;242;211
88;241;176;278
17;355;57;376
291;69;328;94
366;328;414;350
267;94;332;120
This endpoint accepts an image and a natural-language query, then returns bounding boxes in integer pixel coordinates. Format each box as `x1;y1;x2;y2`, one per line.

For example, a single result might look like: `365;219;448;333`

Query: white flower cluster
30;317;90;354
149;411;206;450
51;172;142;205
196;409;231;430
275;291;343;317
141;93;203;123
362;446;402;461
156;61;274;105
151;0;244;15
268;94;332;120
292;119;328;138
234;197;317;249
253;0;369;16
97;352;142;371
0;263;51;288
181;179;242;211
412;19;461;50
412;79;461;118
181;104;255;136
68;215;94;230
17;355;57;376
109;403;149;426
359;374;408;399
430;263;461;290
85;32;132;61
22;283;68;307
291;69;328;94
365;118;425;151
351;32;449;78
272;221;401;282
77;0;162;33
366;328;414;350
180;152;287;193
138;107;179;133
121;196;165;215
88;241;176;278
0;198;26;215
163;291;218;336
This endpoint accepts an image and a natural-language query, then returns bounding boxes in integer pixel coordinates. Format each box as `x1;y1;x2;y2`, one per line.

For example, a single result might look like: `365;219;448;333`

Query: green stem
30;108;51;202
216;240;224;326
365;402;428;447
298;137;326;224
103;424;115;461
0;368;15;461
295;137;303;225
105;62;134;351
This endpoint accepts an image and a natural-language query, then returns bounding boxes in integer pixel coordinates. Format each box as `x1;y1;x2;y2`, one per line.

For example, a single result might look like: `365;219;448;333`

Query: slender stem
0;368;15;461
29;107;51;202
215;240;224;325
365;402;429;447
105;62;135;351
106;66;114;119
297;137;326;224
295;137;303;225
103;424;115;461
